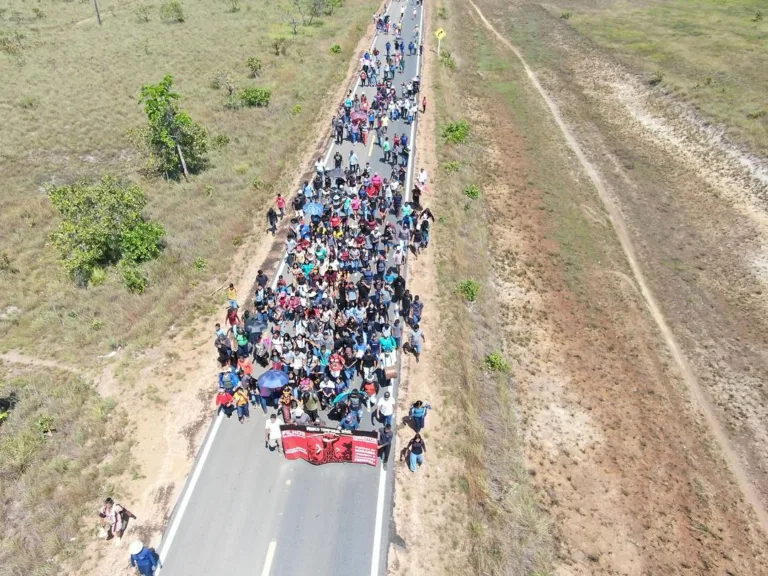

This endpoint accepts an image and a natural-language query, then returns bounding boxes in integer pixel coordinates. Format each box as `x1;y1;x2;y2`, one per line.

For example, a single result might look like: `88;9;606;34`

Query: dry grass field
0;0;377;573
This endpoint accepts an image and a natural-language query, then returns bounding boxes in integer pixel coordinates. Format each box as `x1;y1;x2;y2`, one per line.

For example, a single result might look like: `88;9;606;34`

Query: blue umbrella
303;202;324;217
257;369;289;390
332;389;369;405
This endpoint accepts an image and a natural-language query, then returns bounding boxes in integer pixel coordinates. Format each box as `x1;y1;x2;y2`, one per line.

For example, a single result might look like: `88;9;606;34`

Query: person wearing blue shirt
409;401;431;432
129;541;158;576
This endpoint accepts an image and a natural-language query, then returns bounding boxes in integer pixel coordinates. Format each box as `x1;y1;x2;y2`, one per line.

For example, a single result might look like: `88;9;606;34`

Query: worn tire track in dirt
465;0;768;535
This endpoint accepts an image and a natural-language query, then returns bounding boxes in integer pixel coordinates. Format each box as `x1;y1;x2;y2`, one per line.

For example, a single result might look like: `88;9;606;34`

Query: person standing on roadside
406;433;426;472
267;207;278;236
409;400;431;432
276;193;286;219
377;424;393;468
99;498;136;546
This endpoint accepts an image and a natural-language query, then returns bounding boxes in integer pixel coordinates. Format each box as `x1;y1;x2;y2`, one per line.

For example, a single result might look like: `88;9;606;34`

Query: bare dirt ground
404;0;768;573
0;5;390;574
388;7;471;572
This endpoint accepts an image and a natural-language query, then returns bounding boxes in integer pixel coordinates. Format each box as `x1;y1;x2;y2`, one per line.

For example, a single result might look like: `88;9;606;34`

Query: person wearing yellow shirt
226;283;238;309
233;387;250;423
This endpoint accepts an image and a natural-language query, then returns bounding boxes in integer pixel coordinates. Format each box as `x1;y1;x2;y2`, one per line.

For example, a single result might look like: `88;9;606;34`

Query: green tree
137;74;208;179
48;176;165;286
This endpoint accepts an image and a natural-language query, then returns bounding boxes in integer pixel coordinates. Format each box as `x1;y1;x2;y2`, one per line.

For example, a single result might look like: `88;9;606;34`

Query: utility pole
93;0;102;25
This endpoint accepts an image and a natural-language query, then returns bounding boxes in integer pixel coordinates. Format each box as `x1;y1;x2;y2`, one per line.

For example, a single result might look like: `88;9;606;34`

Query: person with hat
129;541;158;575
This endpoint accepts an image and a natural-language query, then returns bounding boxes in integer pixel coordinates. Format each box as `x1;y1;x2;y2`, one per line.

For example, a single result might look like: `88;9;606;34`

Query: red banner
280;424;379;466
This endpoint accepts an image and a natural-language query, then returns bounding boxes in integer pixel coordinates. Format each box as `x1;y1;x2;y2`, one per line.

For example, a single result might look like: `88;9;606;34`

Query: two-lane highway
156;2;425;575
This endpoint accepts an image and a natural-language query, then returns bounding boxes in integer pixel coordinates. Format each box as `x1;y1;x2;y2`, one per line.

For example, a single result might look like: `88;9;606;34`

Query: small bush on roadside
232;235;244;246
440;50;456;69
240;87;271;107
330;43;341;54
252;176;264;189
160;0;184;23
746;109;766;120
19;95;37;109
457;279;480;302
32;7;45;19
484;350;509;372
442;119;470;144
464;183;481;199
246;56;263;77
648;70;664;86
560;11;572;20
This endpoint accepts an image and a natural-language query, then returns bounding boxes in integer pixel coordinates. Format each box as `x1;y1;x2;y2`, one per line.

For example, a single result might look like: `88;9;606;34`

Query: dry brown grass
427;0;555;571
0;364;129;576
0;0;377;362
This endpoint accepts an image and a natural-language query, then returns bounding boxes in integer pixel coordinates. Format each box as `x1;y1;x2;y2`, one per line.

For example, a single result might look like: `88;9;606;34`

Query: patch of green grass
463;183;481;199
484;350;509;372
441;119;471;144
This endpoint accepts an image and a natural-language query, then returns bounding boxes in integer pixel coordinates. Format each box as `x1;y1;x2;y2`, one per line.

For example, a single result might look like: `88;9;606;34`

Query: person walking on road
377;424;393;468
406;433;426;472
376;390;395;427
409;400;431;432
265;414;282;452
233;386;250;423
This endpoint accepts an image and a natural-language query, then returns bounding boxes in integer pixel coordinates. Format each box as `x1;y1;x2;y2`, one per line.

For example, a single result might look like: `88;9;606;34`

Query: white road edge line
370;3;425;576
261;541;278;576
157;1;395;573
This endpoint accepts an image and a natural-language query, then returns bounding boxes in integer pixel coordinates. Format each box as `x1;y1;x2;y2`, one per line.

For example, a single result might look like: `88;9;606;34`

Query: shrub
463;183;481;199
32;7;45;19
484;350;509;372
235;163;249;175
232;235;244;246
330;43;341;54
225;0;241;12
91;319;105;331
272;37;287;56
291;104;302;115
442;119;470;144
0;251;18;274
120;263;149;294
246;56;263;78
442;160;462;173
752;11;763;22
194;257;207;271
136;5;151;22
160;0;184;22
438;6;447;19
440;50;456;69
560;11;572;20
252;176;264;189
746;109;766;120
47;176;165;286
457;279;480;302
648;70;664;86
240;87;271;107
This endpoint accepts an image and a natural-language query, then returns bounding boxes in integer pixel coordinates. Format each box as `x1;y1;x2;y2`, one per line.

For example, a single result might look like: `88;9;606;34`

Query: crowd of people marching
216;1;432;474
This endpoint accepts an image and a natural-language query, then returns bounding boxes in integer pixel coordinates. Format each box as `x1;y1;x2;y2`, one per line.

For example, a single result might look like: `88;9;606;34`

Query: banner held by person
281;424;378;466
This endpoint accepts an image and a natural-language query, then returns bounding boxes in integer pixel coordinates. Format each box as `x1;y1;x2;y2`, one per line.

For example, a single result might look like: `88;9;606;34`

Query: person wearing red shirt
216;390;234;418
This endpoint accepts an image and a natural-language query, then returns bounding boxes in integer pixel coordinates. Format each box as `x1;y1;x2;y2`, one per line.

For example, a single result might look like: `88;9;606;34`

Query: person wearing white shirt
376;391;395;427
418;168;428;188
265;414;282;452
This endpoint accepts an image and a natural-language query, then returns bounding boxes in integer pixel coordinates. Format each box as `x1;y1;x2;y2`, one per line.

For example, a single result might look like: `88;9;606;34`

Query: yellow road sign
435;28;446;40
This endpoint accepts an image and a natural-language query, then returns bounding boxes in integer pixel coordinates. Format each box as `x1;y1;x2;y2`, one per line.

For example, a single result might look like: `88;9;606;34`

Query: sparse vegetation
463;183;481;199
441;119;470;144
560;11;572;20
457;279;480;302
225;0;241;13
442;160;463;173
648;70;664;86
330;43;342;53
484;350;509;372
0;369;127;576
246;56;263;78
135;4;151;22
160;0;185;23
440;49;457;69
272;37;288;56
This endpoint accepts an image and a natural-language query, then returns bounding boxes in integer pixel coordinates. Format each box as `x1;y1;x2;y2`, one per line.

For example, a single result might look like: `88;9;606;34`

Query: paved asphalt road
156;3;425;576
